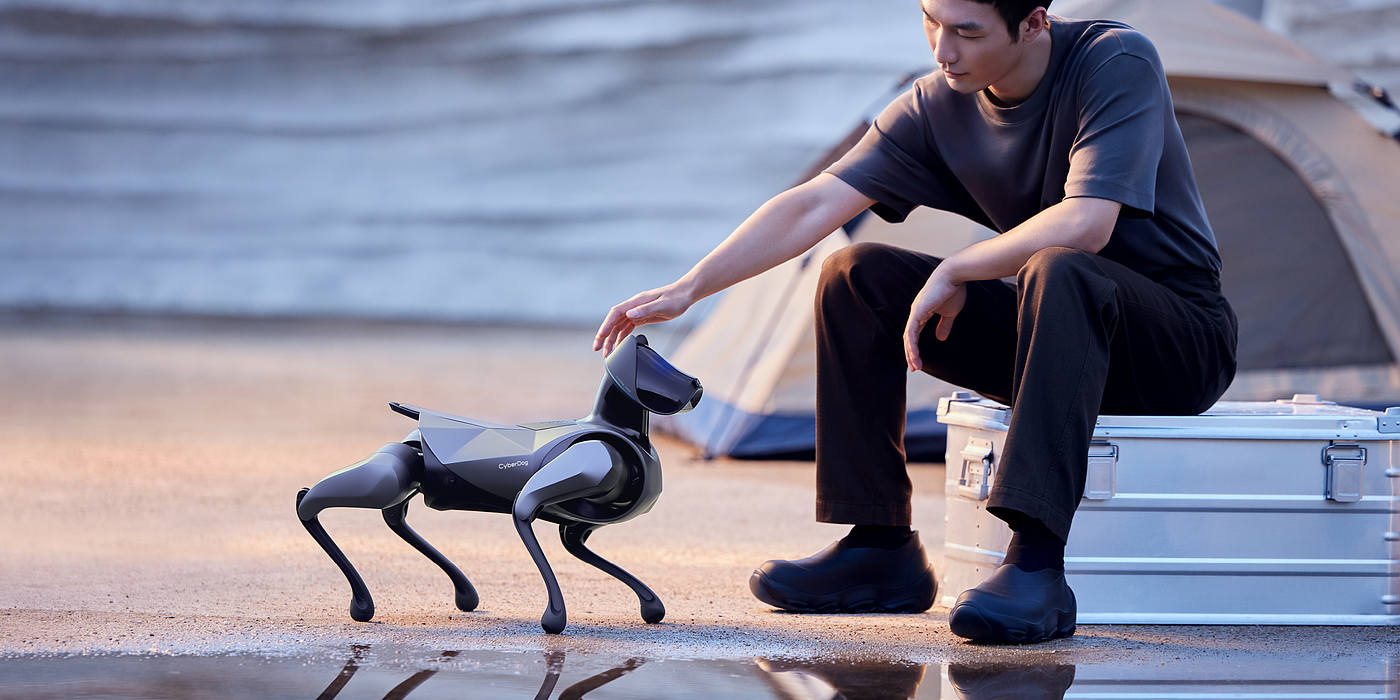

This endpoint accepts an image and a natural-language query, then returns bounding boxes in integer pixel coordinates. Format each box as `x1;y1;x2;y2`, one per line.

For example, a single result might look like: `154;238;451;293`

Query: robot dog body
296;335;701;634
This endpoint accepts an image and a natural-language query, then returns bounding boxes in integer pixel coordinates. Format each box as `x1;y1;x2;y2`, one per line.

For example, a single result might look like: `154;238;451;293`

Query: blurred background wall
0;0;1395;325
1261;0;1400;95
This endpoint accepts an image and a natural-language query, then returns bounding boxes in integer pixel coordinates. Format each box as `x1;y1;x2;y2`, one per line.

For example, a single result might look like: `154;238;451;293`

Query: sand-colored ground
0;314;1393;668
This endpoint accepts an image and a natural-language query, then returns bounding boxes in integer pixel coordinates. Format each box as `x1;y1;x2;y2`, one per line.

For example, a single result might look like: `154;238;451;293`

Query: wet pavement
0;646;1395;699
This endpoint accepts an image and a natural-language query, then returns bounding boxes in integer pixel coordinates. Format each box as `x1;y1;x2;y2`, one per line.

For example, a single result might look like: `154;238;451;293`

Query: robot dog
295;335;701;634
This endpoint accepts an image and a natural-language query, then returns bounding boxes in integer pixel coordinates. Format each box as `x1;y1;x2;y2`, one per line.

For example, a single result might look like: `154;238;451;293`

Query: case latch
1084;441;1119;500
1378;407;1400;434
958;437;995;501
1323;444;1366;503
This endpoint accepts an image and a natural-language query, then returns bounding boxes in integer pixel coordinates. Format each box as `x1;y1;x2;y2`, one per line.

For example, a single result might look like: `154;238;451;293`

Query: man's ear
1019;7;1049;43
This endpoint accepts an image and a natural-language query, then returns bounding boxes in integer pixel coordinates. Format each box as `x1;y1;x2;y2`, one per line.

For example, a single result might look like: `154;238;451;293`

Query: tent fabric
1169;78;1400;404
657;0;1400;459
1052;0;1349;87
1177;111;1391;369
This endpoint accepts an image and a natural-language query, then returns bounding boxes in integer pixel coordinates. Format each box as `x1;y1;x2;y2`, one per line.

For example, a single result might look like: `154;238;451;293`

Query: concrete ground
0;313;1394;671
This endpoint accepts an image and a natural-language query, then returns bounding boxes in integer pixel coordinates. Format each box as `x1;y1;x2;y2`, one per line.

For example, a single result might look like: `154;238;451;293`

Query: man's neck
986;28;1054;107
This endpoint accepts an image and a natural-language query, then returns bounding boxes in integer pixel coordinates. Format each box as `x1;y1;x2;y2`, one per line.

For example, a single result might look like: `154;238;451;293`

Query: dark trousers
814;243;1238;541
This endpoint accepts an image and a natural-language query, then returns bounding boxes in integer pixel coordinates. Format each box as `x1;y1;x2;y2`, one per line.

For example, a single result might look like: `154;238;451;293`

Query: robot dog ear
605;335;703;415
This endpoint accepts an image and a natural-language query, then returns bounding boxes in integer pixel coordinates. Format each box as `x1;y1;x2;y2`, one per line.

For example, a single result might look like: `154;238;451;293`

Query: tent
656;0;1400;460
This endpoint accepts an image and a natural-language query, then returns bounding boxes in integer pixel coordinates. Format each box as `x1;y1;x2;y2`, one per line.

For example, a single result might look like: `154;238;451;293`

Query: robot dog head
605;335;702;415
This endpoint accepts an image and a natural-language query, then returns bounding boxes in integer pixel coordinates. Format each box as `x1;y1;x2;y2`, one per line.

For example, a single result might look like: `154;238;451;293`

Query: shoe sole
749;569;936;614
947;602;1076;644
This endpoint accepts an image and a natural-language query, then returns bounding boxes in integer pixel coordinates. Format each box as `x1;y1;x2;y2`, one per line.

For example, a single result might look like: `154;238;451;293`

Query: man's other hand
904;271;966;372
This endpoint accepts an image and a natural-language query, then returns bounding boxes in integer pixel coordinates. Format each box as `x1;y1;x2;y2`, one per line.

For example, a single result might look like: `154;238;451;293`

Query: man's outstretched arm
594;173;876;355
903;196;1122;371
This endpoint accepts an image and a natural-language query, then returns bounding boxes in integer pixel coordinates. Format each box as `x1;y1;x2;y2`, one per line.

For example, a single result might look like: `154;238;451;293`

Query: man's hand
592;175;876;356
900;196;1121;371
904;269;966;372
593;284;694;355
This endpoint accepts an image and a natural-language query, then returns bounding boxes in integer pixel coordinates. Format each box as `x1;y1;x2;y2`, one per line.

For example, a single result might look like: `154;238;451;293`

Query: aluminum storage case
937;392;1400;625
937;656;1397;699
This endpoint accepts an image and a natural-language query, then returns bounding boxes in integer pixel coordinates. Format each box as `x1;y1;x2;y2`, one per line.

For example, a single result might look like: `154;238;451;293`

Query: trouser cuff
986;488;1074;543
816;500;912;527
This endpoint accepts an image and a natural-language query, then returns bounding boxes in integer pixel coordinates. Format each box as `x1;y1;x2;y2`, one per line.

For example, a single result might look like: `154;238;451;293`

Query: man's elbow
1080;222;1114;254
1065;197;1121;254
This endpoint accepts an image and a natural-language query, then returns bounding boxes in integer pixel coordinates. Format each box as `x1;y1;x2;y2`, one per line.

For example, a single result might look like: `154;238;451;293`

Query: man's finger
904;317;924;372
604;321;635;356
594;307;627;351
935;313;957;342
600;321;617;354
596;319;624;353
625;301;655;322
604;326;620;355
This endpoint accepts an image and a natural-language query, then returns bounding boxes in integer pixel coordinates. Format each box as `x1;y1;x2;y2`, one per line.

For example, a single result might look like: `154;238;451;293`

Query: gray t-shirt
827;17;1221;278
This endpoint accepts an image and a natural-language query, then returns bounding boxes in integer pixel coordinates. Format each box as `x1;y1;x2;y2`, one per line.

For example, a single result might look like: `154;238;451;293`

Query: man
594;0;1237;644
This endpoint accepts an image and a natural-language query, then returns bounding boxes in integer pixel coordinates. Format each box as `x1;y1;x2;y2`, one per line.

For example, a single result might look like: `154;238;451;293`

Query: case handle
1084;441;1119;501
1323;444;1365;503
957;437;995;501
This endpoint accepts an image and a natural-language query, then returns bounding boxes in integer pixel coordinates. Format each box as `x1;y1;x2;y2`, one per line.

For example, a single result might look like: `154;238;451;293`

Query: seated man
594;0;1237;643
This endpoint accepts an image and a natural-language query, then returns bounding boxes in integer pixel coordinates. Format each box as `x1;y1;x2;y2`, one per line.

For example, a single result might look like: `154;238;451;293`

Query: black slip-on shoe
948;663;1076;700
948;564;1076;644
756;657;927;698
748;533;937;613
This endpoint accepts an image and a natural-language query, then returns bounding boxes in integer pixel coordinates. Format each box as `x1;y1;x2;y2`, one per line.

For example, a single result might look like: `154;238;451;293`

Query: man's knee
1017;247;1102;292
819;242;900;299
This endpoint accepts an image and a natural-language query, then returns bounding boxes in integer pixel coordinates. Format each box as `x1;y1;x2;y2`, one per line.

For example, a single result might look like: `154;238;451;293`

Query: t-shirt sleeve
1065;52;1166;218
824;85;971;224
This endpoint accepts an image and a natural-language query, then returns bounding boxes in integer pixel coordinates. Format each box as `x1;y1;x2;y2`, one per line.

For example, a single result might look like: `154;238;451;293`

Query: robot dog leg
560;522;665;624
382;498;480;614
511;440;631;634
296;440;478;621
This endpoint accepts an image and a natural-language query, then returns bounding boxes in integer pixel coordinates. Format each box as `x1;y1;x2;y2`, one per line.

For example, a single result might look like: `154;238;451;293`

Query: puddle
0;646;1393;699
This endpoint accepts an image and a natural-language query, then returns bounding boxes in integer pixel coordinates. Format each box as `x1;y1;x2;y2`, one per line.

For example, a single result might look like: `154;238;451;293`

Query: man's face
921;0;1027;95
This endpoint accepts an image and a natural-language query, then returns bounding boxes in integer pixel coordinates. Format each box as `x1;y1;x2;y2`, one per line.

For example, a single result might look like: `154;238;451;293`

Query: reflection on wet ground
0;645;1394;699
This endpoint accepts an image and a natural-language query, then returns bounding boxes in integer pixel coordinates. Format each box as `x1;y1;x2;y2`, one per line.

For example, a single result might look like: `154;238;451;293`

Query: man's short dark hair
969;0;1051;41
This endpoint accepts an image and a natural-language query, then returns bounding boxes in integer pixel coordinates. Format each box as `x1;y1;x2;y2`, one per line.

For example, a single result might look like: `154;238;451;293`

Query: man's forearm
593;173;873;354
936;197;1121;285
672;173;876;304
